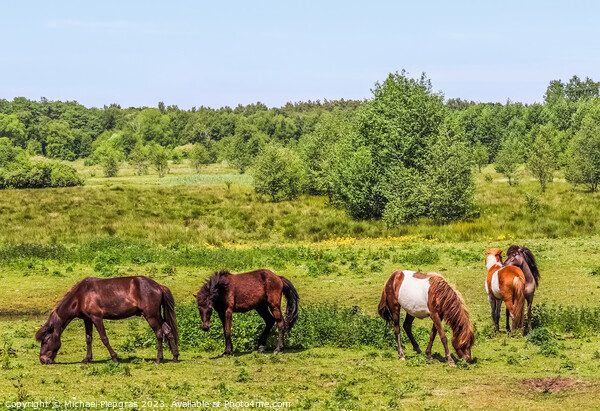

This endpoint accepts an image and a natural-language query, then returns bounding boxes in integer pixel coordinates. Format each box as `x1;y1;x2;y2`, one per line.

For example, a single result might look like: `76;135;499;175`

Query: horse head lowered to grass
195;269;298;355
378;270;474;366
36;276;179;364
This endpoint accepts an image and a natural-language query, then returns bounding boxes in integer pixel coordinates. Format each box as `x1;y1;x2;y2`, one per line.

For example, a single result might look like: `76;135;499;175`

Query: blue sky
1;1;599;108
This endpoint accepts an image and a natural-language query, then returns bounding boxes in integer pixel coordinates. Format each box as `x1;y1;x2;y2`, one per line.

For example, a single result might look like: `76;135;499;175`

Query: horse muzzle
39;356;55;365
201;324;210;332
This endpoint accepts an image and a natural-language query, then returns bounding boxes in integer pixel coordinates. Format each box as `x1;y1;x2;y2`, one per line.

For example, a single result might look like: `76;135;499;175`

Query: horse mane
507;245;540;286
199;270;231;303
427;273;474;350
35;280;86;342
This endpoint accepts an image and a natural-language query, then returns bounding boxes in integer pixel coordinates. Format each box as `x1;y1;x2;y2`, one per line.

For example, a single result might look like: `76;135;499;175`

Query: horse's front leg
91;317;118;362
526;294;534;334
403;314;421;354
219;309;233;356
82;318;93;364
430;311;454;366
505;308;511;333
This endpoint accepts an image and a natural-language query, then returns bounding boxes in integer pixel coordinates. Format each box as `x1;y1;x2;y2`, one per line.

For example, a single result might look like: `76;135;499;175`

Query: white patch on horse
491;270;502;299
397;271;430;319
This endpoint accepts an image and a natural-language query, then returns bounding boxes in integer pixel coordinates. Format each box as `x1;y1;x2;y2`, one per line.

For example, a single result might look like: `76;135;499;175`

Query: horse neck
52;297;77;333
486;254;501;270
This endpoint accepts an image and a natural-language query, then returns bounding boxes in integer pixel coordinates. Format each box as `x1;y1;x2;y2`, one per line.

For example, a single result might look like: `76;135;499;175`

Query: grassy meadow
1;161;600;410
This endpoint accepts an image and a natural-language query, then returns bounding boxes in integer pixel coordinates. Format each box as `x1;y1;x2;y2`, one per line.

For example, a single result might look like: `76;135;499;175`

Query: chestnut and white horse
485;248;526;333
378;270;474;366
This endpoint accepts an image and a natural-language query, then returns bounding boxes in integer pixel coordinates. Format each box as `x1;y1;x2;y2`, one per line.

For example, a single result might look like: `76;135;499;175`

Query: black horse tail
160;285;179;355
521;247;540;287
280;276;299;332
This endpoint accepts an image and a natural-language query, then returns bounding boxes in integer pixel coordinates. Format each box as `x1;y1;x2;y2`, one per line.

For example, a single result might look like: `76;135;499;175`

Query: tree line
1;73;599;224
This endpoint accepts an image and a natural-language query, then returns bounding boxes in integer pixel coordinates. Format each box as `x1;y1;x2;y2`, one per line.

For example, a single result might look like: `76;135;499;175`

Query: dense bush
0;157;83;189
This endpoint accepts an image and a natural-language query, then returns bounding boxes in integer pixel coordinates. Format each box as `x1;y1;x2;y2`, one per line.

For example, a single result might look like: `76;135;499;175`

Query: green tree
44;120;76;160
189;143;212;173
473;141;489;173
527;125;556;192
250;144;304;201
494;137;522;186
330;71;447;221
128;144;149;175
422;120;475;224
148;143;170;177
0;114;27;148
565;117;600;192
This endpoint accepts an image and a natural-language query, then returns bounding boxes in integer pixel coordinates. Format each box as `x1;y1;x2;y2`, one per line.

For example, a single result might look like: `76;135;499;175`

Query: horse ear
35;323;53;342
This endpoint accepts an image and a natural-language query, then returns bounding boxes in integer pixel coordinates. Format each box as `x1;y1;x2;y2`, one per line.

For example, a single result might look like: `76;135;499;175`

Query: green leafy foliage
250;144;305;202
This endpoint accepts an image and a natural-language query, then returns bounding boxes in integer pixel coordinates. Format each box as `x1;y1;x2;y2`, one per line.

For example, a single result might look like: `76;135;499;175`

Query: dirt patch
522;377;582;392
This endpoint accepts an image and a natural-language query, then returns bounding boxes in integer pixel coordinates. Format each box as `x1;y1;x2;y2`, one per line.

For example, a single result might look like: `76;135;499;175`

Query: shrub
250;144;305;202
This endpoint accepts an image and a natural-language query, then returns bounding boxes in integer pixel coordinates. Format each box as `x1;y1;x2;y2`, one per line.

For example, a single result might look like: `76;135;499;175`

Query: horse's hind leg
91;317;118;362
271;305;285;353
392;311;405;360
403;314;421;354
505;308;511;332
145;316;165;364
82;318;93;363
489;296;500;332
256;306;275;353
161;322;179;362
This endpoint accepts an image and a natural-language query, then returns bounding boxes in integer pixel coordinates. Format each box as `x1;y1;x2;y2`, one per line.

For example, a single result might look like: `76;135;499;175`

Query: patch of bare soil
522;377;583;392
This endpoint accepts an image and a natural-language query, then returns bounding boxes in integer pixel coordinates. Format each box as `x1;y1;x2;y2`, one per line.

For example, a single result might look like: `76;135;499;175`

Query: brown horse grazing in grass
195;269;298;356
35;276;179;365
504;245;540;332
485;248;526;333
378;270;474;366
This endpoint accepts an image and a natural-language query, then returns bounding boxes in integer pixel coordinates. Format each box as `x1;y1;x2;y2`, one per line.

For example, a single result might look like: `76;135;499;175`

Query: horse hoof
81;358;91;364
448;359;456;367
399;356;405;361
172;358;179;363
223;351;233;357
111;357;119;363
258;346;266;354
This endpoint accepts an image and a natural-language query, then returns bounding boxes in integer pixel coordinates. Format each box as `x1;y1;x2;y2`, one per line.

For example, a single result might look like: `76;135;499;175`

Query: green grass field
1;162;600;410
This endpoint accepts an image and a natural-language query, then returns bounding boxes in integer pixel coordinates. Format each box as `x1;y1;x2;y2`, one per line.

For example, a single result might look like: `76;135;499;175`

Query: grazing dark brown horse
485;248;526;333
35;276;179;365
195;269;298;355
378;270;474;366
504;245;540;332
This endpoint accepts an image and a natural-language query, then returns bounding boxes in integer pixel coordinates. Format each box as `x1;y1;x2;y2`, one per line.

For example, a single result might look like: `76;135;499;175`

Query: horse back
227;269;282;311
77;276;163;319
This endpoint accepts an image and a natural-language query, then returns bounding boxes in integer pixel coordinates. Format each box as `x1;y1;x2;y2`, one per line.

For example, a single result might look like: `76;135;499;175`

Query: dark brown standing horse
195;269;298;355
504;245;540;332
35;276;179;364
378;270;474;366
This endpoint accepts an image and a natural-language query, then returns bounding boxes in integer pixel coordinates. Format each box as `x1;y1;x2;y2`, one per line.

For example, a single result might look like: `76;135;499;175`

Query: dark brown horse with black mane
504;245;540;332
195;269;298;355
35;276;178;364
378;270;474;366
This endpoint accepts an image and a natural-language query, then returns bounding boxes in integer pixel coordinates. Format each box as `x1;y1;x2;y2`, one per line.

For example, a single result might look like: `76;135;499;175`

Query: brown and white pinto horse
195;269;298;356
35;276;179;364
504;245;540;332
485;248;526;333
378;270;474;366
